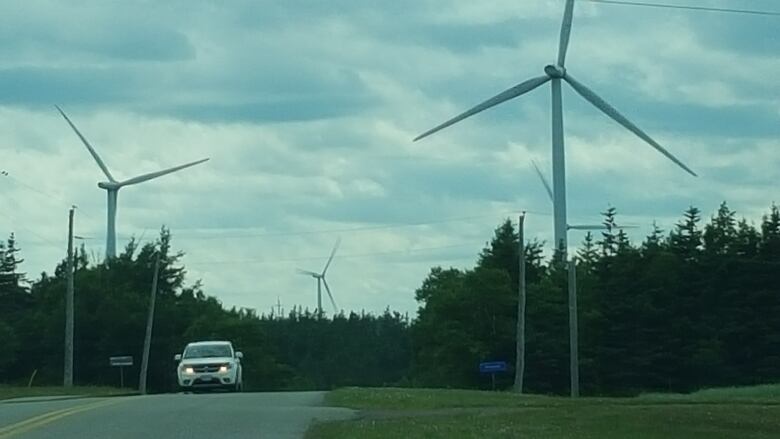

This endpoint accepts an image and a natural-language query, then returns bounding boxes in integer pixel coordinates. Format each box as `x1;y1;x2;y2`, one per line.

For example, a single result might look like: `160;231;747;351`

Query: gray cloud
1;0;778;316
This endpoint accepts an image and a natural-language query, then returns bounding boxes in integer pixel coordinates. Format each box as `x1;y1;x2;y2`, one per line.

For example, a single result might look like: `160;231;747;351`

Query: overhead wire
165;0;773;251
125;210;552;241
186;242;481;266
0;169;99;221
179;211;554;266
5;0;774;265
0;206;63;252
0;171;94;252
581;0;780;16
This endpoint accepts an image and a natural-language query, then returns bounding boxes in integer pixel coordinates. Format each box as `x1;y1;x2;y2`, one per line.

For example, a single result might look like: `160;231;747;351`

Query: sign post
479;361;508;391
110;356;133;388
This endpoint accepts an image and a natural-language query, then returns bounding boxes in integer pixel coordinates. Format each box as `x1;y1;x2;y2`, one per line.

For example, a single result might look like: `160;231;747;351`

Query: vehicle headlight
183;367;194;374
219;364;233;373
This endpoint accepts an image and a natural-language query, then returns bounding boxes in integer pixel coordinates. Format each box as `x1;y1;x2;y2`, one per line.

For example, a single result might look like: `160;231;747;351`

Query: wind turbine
414;0;696;256
530;160;637;232
56;106;209;259
297;238;340;315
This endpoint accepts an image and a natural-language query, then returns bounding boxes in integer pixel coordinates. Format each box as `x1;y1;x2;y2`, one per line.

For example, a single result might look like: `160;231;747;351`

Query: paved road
0;392;353;439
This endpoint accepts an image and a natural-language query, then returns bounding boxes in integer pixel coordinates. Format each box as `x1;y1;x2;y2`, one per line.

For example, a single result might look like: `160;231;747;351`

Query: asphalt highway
0;391;354;439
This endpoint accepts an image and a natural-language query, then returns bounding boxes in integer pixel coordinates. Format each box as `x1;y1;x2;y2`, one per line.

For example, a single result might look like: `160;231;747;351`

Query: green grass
641;384;780;403
324;387;568;410
0;385;133;401
307;385;780;439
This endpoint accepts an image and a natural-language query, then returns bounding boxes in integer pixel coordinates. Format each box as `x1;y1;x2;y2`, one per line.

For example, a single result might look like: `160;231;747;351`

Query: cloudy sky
0;0;778;316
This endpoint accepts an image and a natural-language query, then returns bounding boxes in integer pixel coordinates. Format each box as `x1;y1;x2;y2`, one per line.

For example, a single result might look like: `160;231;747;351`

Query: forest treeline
1;202;779;395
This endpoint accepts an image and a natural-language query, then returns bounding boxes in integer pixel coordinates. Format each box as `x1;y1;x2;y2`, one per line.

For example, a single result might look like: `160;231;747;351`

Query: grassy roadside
307;385;780;439
0;385;134;401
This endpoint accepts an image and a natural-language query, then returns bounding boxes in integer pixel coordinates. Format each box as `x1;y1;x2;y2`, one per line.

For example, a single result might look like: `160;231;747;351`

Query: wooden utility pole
514;213;526;393
139;252;161;395
64;207;75;387
568;258;580;397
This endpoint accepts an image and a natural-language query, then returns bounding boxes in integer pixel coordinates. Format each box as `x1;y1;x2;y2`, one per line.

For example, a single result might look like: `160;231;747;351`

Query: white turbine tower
298;238;340;315
414;0;696;256
530;160;637;232
56;106;209;259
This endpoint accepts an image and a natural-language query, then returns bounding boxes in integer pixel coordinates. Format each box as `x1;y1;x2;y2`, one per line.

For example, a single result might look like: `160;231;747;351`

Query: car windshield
183;344;232;359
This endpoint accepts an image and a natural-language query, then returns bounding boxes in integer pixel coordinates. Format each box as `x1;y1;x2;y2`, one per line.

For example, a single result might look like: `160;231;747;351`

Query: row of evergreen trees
1;202;778;395
413;203;780;394
0;230;410;391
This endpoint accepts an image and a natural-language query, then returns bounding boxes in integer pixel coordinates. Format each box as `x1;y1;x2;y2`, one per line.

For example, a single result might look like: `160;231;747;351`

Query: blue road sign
479;361;508;374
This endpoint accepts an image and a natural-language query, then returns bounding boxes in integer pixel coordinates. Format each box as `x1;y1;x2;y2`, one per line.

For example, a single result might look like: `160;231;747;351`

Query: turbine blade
55;105;116;182
321;237;341;275
564;74;697;177
414;76;551;142
118;158;209;187
531;160;554;203
568;225;607;231
558;0;575;67
569;223;638;231
322;278;338;314
297;269;320;277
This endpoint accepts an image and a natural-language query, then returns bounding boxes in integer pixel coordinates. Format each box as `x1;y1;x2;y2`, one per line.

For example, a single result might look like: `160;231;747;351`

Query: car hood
180;357;235;365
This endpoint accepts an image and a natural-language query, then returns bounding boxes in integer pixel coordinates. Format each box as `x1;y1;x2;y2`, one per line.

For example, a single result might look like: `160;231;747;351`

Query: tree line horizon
1;201;778;395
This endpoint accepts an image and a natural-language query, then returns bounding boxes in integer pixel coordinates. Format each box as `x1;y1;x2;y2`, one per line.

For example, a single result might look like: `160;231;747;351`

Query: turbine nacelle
414;0;697;255
297;269;323;280
97;181;120;190
296;238;341;314
57;105;209;259
544;65;567;79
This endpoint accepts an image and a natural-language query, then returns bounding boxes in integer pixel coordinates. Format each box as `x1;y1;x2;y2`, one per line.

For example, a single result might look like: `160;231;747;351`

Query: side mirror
235;351;243;360
174;354;182;362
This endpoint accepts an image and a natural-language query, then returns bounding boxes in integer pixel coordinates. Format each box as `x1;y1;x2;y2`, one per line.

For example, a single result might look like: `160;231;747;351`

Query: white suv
175;341;243;392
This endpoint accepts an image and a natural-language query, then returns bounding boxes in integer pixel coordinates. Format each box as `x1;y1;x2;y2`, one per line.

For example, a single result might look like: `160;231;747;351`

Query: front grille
192;364;223;373
192;378;221;386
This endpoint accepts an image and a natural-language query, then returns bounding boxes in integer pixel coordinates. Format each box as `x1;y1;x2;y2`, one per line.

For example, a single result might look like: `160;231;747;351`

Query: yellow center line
0;397;134;439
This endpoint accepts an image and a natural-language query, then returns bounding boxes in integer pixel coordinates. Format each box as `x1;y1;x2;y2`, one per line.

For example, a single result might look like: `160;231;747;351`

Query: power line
0;213;63;251
0;170;99;222
187;242;480;266
0;192;63;252
582;0;780;16
1;172;63;204
118;210;553;241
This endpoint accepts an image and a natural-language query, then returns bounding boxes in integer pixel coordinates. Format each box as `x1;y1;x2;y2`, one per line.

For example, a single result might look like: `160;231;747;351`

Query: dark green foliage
577;232;598;270
0;229;412;391
411;203;780;395
0;320;19;377
3;202;780;395
413;267;514;388
0;233;33;380
760;204;780;258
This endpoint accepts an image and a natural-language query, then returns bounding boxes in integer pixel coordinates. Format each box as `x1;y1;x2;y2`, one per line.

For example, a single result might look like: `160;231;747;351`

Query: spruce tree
734;219;760;258
0;233;26;293
599;207;619;257
670;206;703;261
577;232;598;270
703;202;737;256
760;204;780;259
478;218;519;285
641;222;665;254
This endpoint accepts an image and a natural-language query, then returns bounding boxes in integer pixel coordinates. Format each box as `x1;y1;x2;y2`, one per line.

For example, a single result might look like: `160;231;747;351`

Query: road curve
0;391;353;439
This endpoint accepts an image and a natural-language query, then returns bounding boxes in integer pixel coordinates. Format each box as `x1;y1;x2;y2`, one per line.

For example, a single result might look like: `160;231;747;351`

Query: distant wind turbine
297;238;340;315
530;160;637;232
414;0;695;256
56;106;209;259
